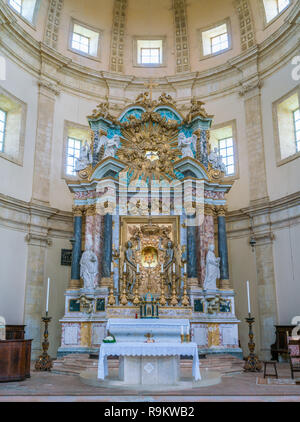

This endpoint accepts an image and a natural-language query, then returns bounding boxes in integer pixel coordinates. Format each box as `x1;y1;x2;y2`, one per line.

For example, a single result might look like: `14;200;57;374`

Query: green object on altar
103;332;116;343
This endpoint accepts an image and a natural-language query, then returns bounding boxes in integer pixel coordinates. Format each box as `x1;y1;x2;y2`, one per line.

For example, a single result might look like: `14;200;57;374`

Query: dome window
273;90;300;163
70;20;102;59
133;37;166;68
262;0;290;24
8;0;39;25
199;19;232;59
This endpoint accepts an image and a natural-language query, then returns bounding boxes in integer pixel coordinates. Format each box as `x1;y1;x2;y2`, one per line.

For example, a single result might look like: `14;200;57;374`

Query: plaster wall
0;226;27;324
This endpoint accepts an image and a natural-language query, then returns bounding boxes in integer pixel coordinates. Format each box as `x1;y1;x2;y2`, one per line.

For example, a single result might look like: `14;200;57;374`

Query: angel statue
80;248;98;290
96;134;120;159
203;244;220;291
208;147;226;173
178;133;197;158
124;238;140;294
75;140;92;171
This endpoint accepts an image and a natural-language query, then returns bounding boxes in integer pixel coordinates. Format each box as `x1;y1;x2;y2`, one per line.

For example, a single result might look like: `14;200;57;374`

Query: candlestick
244;314;262;372
35;314;52;371
46;278;50;314
246;280;251;314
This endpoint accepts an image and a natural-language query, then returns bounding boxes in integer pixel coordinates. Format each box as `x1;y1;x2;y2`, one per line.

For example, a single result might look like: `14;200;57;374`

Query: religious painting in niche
194;299;204;313
61;249;72;266
96;298;105;312
141;246;158;268
120;217;180;297
69;299;80;312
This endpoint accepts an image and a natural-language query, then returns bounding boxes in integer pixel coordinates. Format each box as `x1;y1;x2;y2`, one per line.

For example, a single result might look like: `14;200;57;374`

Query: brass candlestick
108;271;116;306
244;314;262;372
170;270;178;306
159;273;167;306
35;313;52;371
120;271;128;306
180;334;185;343
181;272;189;306
133;273;140;305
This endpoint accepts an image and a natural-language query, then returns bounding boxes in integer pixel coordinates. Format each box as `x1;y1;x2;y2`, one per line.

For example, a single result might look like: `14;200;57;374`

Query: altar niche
119;216;181;300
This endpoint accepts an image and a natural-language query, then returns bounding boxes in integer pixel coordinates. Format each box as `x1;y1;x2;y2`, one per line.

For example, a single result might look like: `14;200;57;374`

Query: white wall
0;226;27;324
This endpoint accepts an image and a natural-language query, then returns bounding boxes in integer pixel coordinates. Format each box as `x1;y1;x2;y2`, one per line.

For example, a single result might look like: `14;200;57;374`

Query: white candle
246;280;251;314
184;263;187;274
46;277;50;314
186;325;189;335
181;325;183;335
137;264;140;273
124;263;126;273
173;263;176;273
161;263;164;273
111;262;114;273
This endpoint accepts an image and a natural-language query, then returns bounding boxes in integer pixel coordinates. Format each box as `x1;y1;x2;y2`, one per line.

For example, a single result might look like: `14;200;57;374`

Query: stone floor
0;362;300;401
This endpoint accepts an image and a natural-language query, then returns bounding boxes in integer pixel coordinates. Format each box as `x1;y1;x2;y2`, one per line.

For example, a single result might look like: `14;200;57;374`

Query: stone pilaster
240;79;269;204
31;79;59;205
187;216;198;287
24;223;52;359
254;229;277;360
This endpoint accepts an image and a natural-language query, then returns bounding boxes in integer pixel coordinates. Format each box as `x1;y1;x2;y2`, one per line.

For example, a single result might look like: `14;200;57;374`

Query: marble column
186;216;198;287
94;213;103;288
101;213;113;286
69;207;83;289
31;79;59;205
216;206;230;289
197;206;215;287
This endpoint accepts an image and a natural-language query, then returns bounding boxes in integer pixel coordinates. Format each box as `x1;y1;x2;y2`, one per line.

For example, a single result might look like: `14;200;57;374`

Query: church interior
0;0;299;403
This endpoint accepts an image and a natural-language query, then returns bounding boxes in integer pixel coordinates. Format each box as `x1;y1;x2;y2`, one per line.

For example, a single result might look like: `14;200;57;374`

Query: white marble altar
97;342;201;383
106;318;190;343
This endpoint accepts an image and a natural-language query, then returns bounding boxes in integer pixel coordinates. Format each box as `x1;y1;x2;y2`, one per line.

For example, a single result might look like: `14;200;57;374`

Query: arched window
262;0;290;23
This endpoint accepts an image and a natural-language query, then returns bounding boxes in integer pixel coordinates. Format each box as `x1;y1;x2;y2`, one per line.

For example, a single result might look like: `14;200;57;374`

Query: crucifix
144;79;158;100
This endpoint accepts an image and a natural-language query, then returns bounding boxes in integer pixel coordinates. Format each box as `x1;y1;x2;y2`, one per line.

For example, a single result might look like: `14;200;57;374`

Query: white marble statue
203;244;220;291
178;133;197;158
97;134;120;159
80;248;98;289
75;140;92;171
0;316;5;340
208;147;226;173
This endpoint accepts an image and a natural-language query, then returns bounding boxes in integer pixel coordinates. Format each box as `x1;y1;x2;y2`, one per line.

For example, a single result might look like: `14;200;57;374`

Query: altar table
98;342;201;384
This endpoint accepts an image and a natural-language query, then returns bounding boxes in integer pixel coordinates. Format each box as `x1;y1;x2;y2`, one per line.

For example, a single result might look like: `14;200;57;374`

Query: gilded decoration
79;92;228;183
120;216;181;298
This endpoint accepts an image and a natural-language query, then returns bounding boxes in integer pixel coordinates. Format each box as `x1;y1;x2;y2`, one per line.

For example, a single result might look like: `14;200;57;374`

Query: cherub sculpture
178;133;197;158
208;147;226;173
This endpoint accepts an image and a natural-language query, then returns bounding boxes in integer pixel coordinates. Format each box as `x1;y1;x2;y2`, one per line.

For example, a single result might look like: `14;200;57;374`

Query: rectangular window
136;40;163;66
263;0;290;23
201;22;231;57
218;137;235;176
0;109;7;153
70;22;100;57
293;109;300;153
211;32;229;54
9;0;22;14
66;137;81;176
72;32;90;55
141;48;160;64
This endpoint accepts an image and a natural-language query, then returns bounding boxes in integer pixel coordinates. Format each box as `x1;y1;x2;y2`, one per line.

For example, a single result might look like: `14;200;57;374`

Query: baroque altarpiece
58;92;242;358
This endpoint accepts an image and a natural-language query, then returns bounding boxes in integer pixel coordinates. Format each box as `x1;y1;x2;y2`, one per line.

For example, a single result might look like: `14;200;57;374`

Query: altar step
52;353;244;376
